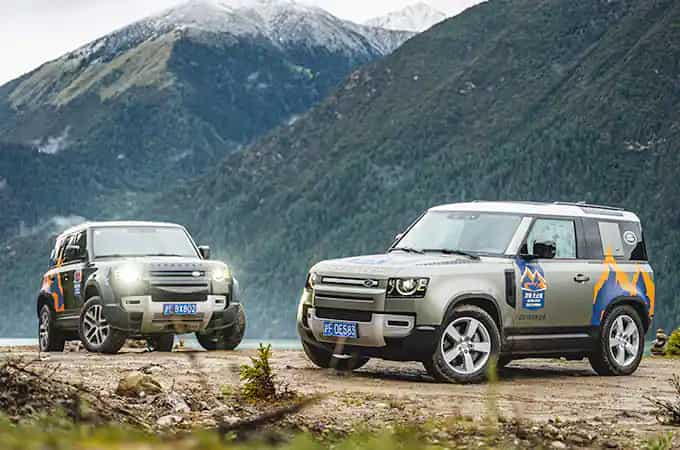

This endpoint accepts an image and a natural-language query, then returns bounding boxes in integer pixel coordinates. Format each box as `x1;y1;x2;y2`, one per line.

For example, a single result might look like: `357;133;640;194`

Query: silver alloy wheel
83;304;110;347
440;317;492;375
608;314;640;367
39;308;50;350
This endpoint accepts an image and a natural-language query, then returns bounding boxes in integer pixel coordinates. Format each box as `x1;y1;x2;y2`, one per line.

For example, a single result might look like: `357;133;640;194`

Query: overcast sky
0;0;482;85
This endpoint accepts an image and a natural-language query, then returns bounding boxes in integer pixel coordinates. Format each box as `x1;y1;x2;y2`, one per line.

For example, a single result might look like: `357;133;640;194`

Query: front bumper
306;307;415;347
104;296;240;335
298;304;439;362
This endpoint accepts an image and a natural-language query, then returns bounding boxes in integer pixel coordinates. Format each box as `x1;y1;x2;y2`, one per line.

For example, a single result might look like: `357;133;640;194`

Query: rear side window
598;222;625;257
597;221;647;261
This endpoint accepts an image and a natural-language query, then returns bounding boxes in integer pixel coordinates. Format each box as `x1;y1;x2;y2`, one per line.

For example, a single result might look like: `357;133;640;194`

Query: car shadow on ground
348;362;595;384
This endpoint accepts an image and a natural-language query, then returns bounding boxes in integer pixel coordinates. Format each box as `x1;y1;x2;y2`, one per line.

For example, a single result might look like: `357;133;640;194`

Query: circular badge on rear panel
623;231;638;245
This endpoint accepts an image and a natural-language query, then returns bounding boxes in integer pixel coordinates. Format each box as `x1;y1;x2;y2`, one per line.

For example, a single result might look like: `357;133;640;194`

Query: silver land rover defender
297;201;655;383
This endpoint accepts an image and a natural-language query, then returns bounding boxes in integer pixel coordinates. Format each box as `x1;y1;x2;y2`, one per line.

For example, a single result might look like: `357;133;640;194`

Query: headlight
212;265;231;283
387;278;429;298
113;266;142;284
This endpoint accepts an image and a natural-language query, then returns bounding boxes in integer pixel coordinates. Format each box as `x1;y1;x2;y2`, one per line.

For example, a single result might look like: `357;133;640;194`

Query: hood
313;252;474;275
97;256;226;272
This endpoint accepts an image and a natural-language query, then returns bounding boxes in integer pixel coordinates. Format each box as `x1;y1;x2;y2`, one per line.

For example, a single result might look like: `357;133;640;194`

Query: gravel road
1;345;678;446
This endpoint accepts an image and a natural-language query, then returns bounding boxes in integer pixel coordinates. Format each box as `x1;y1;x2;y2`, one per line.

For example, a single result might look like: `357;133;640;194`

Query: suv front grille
149;271;210;302
315;307;372;323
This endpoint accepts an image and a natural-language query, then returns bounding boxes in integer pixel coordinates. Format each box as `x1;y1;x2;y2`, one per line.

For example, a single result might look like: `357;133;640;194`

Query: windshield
92;227;198;258
394;211;523;256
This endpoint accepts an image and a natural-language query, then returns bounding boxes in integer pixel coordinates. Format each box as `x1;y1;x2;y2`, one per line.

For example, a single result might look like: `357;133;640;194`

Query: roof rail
553;201;624;211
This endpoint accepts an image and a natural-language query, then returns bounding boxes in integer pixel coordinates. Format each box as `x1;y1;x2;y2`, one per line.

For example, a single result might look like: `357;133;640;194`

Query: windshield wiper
422;249;481;260
145;253;185;257
388;247;425;255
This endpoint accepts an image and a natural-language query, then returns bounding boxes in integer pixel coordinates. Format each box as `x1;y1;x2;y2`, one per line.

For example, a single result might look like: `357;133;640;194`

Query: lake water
0;337;301;350
0;338;654;354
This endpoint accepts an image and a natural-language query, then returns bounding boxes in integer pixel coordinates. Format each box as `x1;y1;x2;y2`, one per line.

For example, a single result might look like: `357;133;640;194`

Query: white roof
60;221;184;236
430;201;640;222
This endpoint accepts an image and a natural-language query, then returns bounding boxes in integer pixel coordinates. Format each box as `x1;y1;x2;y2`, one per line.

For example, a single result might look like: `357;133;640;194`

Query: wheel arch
444;293;503;335
83;280;102;302
604;296;651;333
37;293;53;316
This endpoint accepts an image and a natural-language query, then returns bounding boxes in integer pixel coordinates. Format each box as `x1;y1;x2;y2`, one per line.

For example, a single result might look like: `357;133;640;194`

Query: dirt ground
1;345;678;447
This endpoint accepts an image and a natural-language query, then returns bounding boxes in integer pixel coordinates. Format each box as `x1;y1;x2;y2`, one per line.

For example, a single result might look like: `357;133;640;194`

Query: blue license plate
323;321;358;339
163;303;198;316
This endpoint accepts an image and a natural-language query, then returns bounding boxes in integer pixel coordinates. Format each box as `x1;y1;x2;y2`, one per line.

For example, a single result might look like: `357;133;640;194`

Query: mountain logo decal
516;258;548;310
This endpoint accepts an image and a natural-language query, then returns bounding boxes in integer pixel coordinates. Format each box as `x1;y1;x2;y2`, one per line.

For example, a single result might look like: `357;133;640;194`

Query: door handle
574;274;590;283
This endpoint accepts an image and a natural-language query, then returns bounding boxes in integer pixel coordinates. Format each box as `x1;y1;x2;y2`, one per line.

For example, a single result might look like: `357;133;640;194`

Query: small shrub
240;344;277;401
646;375;680;426
666;329;680;357
643;433;674;450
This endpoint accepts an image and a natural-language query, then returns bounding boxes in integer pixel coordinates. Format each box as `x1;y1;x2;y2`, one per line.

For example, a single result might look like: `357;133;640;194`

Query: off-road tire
588;305;644;376
38;304;66;352
302;340;369;371
147;334;175;352
422;359;446;382
497;356;512;369
427;305;501;384
196;306;247;351
79;297;127;354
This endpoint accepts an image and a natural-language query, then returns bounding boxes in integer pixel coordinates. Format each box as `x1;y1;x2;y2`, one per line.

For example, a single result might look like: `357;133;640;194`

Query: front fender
417;271;510;327
231;277;242;304
83;268;116;305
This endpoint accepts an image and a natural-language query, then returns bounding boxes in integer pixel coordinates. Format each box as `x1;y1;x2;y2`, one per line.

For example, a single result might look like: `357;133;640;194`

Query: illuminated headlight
113;266;142;284
387;278;429;298
212;265;231;283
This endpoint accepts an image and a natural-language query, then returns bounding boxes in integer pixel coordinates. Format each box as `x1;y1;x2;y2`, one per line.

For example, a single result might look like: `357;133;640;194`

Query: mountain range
2;0;680;338
0;0;412;235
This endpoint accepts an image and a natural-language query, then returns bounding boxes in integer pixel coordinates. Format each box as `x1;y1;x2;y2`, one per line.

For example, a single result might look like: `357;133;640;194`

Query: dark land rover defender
37;221;246;354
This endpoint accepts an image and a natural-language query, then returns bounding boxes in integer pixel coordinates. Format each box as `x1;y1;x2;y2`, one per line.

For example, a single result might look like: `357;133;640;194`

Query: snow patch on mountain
61;0;412;67
146;0;412;55
365;2;447;33
7;0;413;108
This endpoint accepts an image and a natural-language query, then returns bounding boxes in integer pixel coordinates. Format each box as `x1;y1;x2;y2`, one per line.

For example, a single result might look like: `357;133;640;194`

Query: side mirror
533;240;557;259
198;245;211;260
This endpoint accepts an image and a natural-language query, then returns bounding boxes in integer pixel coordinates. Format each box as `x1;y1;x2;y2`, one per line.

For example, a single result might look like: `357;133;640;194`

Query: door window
62;232;86;265
525;219;577;259
49;236;68;268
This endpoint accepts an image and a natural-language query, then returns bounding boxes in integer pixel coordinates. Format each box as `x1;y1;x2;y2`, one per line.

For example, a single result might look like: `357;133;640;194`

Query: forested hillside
152;0;680;336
